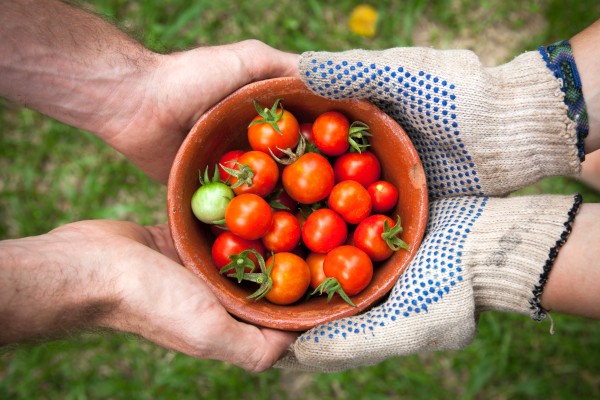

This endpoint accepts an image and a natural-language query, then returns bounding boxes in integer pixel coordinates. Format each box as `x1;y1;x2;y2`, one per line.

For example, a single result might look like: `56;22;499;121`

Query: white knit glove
277;194;581;371
299;47;583;199
276;46;585;371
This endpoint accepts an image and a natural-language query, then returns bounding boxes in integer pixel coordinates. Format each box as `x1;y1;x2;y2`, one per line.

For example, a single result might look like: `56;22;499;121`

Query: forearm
571;19;600;153
0;232;117;344
0;0;159;141
541;203;600;319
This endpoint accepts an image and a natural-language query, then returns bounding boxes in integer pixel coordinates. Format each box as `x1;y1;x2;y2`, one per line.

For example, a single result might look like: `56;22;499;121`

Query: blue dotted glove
275;47;583;371
300;47;581;199
277;193;580;371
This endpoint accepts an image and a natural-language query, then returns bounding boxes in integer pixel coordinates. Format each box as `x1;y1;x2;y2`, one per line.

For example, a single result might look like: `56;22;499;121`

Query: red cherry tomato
312;111;351;156
211;231;266;274
333;151;381;187
323;245;373;296
282;152;335;204
225;193;273;240
328;180;372;225
261;211;301;253
367;180;399;213
218;150;244;183
302;208;348;253
306;252;327;290
353;214;396;262
299;122;314;143
264;252;311;305
228;150;279;197
248;101;300;158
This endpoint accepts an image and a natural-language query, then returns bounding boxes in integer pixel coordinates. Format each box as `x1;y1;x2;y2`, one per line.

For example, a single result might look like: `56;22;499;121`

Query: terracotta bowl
167;77;428;331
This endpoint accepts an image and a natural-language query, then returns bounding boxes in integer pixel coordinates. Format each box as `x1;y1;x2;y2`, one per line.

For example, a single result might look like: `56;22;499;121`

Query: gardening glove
276;193;581;371
296;42;588;199
275;42;588;371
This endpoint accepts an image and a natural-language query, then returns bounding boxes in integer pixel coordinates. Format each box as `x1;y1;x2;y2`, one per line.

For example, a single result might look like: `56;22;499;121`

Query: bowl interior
167;77;428;331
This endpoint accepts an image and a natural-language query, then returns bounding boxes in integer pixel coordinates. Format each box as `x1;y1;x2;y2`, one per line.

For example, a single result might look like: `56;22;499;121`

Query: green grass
2;0;600;399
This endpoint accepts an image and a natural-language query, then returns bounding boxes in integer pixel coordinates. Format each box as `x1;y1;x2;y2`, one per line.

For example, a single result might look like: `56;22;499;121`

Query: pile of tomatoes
191;99;408;306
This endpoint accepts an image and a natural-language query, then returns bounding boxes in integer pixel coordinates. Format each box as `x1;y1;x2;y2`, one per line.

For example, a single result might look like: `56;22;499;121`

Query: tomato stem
198;165;225;185
311;277;356;307
220;161;255;189
248;98;285;135
219;249;258;283
382;215;409;251
348;121;372;153
232;250;275;301
269;134;306;165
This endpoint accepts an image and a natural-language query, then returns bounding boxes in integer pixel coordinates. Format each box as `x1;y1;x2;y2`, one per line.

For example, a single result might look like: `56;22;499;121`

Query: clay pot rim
167;77;428;331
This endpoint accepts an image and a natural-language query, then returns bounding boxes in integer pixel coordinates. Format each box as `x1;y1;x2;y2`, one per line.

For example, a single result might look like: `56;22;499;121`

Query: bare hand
0;220;297;372
103;40;299;183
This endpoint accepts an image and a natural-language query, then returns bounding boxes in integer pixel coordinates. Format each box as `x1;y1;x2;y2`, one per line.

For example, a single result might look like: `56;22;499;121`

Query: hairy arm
541;21;600;319
0;0;155;141
0;0;299;183
0;228;119;344
541;203;600;319
0;221;296;371
571;19;600;152
575;19;600;190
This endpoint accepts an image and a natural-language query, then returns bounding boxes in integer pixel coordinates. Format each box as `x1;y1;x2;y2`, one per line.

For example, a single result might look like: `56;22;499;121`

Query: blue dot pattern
304;58;483;199
300;196;487;344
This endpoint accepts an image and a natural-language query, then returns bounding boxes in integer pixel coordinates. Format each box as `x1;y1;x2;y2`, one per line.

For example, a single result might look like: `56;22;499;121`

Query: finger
173;297;298;372
146;224;181;263
216;320;298;372
228;39;300;82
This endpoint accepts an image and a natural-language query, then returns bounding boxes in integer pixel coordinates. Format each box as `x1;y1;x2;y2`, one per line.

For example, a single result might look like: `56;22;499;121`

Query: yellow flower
348;4;379;38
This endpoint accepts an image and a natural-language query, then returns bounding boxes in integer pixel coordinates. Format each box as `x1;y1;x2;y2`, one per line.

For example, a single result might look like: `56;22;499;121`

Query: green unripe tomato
191;182;234;224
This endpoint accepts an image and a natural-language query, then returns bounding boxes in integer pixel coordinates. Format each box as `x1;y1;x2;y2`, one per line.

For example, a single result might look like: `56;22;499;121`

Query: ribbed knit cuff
539;40;588;160
469;194;582;320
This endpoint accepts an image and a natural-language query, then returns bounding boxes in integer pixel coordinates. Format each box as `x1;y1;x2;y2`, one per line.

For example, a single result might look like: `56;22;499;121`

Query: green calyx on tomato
269;133;307;165
311;277;356;307
219;249;258;283
234;250;274;301
191;166;234;225
382;215;409;251
220;161;255;190
348;121;372;153
248;98;285;135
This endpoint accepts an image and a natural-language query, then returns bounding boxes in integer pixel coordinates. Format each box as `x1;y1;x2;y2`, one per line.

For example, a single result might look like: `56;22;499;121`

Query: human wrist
87;50;163;141
571;20;600;153
469;194;581;319
0;231;120;344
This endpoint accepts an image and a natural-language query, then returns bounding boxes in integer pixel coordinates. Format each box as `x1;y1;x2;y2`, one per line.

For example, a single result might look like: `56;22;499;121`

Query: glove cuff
539;40;589;160
471;51;581;195
469;194;582;319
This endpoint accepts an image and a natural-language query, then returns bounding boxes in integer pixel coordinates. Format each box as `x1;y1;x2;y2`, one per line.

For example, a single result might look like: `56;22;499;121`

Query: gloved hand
299;45;584;199
276;44;586;371
277;194;580;371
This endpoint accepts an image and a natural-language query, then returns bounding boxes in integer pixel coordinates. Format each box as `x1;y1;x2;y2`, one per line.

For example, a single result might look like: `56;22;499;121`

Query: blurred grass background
2;0;600;398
